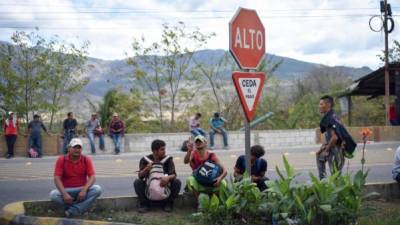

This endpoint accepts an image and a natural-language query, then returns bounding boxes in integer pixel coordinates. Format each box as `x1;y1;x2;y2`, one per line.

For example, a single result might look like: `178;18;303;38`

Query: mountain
0;41;372;98
82;49;372;97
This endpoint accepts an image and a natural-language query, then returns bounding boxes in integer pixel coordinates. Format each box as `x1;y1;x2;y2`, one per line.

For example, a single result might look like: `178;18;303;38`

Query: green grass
358;199;400;225
25;199;400;225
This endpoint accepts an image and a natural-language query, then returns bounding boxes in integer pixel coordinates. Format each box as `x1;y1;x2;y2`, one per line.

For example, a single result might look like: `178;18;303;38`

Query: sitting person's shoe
163;203;173;213
5;154;13;159
65;210;72;218
138;205;149;213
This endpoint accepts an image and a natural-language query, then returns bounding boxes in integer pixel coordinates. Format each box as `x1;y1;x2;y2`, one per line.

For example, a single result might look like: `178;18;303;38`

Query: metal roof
340;63;400;97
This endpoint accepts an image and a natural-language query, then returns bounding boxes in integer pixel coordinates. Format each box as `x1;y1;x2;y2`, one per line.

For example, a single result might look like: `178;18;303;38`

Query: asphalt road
0;141;398;208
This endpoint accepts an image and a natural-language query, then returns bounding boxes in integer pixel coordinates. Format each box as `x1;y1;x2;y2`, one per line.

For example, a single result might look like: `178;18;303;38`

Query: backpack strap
143;156;153;164
160;155;171;164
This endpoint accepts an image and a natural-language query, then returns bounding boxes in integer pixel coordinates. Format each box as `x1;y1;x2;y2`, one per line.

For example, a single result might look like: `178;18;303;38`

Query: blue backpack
193;153;222;187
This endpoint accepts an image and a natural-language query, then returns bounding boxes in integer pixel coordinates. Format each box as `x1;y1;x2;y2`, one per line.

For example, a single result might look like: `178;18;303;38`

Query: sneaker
65;210;72;218
5;154;13;159
223;145;229;150
138;205;149;213
163;203;173;213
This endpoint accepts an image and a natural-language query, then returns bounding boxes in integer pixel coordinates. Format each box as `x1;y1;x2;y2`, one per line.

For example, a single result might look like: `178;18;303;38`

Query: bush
194;155;378;225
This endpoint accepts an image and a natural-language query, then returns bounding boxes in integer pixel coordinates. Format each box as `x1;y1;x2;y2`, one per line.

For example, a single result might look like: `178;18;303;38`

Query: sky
0;0;399;69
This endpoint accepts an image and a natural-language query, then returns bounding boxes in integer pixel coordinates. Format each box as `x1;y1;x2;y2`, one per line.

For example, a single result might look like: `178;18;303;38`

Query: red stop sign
229;7;265;70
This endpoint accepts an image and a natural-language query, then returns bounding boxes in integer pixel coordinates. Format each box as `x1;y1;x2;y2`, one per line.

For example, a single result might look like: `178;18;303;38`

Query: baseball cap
194;135;207;143
113;112;118;117
8;111;13;115
69;138;83;148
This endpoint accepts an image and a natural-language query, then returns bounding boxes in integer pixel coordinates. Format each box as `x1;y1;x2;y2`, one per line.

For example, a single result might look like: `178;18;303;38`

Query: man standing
316;95;345;180
50;138;102;217
189;113;206;137
86;113;104;154
3;111;19;159
62;112;78;154
134;139;181;213
209;112;228;149
27;114;51;158
392;145;400;183
109;112;124;154
184;135;227;198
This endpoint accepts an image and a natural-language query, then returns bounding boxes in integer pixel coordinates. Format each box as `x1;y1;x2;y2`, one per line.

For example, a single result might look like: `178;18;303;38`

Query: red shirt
3;118;18;136
190;150;218;171
54;155;95;188
390;104;397;120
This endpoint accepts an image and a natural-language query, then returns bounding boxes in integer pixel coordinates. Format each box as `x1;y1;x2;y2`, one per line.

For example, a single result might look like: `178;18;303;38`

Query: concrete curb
0;194;196;225
1;183;399;225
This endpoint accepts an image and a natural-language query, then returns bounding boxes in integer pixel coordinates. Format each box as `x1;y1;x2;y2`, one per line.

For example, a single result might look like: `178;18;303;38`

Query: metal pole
244;118;251;175
384;0;390;125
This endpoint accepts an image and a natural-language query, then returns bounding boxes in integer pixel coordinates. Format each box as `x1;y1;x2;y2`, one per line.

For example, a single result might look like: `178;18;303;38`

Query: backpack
193;153;222;187
28;148;38;158
144;155;172;201
321;110;357;159
333;123;357;159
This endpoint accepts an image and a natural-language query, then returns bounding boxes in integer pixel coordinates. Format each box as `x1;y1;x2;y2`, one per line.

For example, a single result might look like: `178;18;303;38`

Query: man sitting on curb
134;139;181;213
50;138;102;217
392;145;400;183
234;145;268;191
184;135;227;199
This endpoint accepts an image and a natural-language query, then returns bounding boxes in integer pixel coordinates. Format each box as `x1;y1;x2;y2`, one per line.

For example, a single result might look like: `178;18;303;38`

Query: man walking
27;114;51;157
50;138;102;217
316;95;345;180
62;112;78;154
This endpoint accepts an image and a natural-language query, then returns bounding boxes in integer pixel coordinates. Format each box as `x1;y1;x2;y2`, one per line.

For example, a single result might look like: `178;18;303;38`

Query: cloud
0;0;399;69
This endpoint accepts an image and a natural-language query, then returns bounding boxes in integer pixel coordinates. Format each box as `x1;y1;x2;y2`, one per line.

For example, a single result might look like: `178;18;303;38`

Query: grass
25;204;196;225
358;199;400;225
25;199;400;225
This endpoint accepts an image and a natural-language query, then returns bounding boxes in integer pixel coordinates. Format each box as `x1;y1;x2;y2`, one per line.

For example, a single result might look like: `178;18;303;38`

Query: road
0;141;398;208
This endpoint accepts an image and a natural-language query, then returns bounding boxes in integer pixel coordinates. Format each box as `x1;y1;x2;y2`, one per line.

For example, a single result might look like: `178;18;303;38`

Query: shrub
193;155;377;225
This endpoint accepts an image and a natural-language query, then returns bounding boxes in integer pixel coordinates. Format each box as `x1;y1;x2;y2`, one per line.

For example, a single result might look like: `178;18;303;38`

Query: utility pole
384;0;390;126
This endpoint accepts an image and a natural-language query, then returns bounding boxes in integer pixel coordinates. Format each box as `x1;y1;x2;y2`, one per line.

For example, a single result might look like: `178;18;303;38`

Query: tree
41;37;89;130
92;89;145;133
0;30;48;125
126;22;214;131
378;40;400;63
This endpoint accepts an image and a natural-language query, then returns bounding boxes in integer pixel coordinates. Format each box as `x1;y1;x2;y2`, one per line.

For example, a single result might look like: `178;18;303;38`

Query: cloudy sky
0;0;399;69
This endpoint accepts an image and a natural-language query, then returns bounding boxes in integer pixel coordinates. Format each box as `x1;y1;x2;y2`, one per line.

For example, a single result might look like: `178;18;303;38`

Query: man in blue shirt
234;145;268;191
209;112;228;149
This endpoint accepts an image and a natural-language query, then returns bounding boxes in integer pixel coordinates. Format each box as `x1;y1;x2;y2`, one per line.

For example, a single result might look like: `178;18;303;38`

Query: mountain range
83;49;372;98
0;40;372;99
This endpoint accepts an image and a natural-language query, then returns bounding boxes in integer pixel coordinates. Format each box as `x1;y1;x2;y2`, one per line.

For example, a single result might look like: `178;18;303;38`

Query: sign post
229;7;266;175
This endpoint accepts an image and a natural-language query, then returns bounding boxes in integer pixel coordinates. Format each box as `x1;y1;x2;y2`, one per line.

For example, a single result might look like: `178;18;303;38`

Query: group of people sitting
50;135;268;217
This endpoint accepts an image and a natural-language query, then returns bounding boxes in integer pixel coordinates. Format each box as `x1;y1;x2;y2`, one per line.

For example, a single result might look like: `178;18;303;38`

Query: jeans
316;146;345;180
209;128;228;147
50;185;102;216
87;132;105;154
5;135;17;156
29;134;42;156
63;131;76;154
111;133;122;153
190;128;206;137
133;179;181;207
